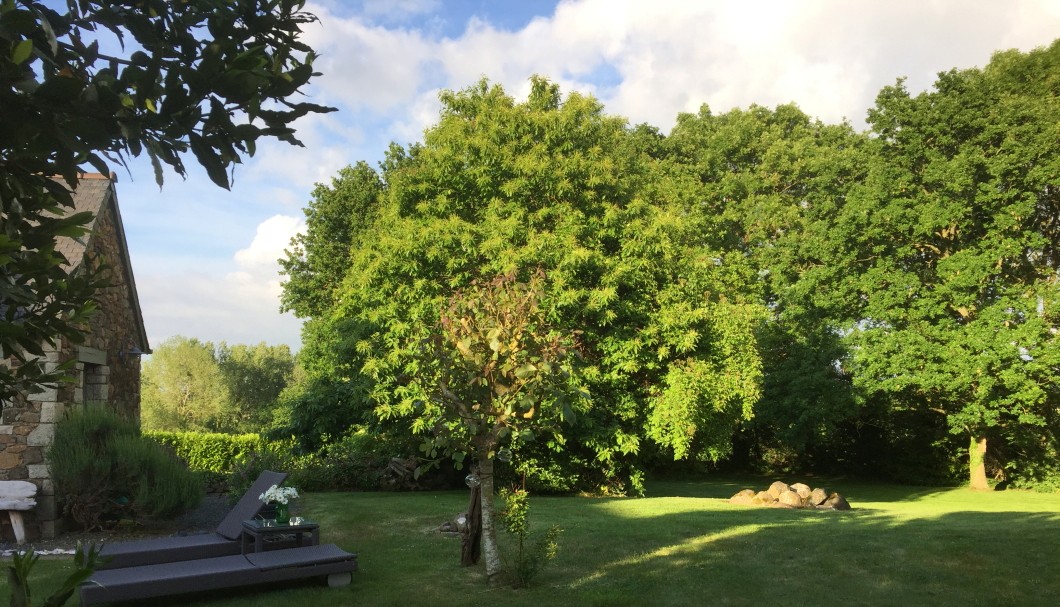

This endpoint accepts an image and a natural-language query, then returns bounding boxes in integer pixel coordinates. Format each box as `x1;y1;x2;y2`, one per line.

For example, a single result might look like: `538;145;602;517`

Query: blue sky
111;0;1060;353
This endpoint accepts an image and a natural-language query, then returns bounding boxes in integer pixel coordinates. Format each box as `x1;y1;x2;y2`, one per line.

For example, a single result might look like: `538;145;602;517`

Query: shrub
111;435;202;518
1003;458;1060;493
226;427;453;497
498;487;561;588
47;407;203;530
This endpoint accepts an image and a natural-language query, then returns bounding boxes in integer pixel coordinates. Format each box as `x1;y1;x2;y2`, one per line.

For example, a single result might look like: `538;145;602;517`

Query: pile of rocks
729;481;851;510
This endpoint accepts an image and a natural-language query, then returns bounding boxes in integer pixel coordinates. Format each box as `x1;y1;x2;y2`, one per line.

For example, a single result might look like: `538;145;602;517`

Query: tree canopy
282;43;1060;492
1;0;332;402
141;336;294;433
848;44;1060;489
283;77;766;493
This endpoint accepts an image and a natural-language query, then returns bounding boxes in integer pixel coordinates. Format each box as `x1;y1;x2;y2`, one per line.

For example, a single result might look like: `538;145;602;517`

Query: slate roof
55;173;150;354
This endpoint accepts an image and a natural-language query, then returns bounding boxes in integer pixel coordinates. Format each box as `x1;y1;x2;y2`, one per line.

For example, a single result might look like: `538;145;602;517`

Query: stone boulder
820;493;851;511
790;483;812;499
778;490;804;508
767;481;790;499
753;490;777;506
729;489;755;506
438;512;470;535
809;487;829;506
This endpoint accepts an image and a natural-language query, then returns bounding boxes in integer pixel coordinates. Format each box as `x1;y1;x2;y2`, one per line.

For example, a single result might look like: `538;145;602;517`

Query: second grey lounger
99;470;287;569
79;543;358;606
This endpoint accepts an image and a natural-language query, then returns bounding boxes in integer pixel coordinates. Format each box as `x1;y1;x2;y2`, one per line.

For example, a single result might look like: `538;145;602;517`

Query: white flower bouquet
259;484;299;505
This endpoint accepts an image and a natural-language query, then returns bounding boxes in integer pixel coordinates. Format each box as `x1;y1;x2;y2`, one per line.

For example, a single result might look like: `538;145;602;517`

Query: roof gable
55;173;150;353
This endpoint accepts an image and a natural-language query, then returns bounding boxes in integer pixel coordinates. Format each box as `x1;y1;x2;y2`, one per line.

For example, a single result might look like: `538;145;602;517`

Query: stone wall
80;196;143;422
0;195;144;541
0;340;75;539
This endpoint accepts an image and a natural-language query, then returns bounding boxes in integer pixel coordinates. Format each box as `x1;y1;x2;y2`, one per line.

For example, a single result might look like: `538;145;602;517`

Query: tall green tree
852;42;1060;489
141;336;229;432
287;78;765;492
216;341;295;432
1;0;332;403
280;161;384;318
274;161;387;448
662;103;868;465
142;337;295;433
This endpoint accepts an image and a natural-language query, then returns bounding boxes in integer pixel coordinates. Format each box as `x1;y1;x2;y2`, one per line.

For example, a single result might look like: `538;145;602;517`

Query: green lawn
18;478;1060;606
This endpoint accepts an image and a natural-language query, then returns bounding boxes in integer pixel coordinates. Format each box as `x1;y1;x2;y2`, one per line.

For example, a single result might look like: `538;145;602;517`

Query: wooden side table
241;518;320;554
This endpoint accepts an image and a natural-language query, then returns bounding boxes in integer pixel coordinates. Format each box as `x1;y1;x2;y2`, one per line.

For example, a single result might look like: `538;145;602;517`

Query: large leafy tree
662;104;868;465
142;337;295;433
852;42;1060;489
140;336;230;432
280;161;384;319
288;78;765;492
1;0;332;403
275;162;387;447
216;341;295;432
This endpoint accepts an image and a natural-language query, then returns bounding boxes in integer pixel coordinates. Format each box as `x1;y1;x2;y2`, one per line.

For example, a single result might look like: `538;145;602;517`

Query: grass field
17;477;1060;606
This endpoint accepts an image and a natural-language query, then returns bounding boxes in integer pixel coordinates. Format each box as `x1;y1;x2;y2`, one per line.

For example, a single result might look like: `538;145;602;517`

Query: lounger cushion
100;532;239;568
79;544;358;606
246;543;357;571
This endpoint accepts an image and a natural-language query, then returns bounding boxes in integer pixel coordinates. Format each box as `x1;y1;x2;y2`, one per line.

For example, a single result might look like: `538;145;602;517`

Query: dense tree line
280;42;1060;492
141;337;295;434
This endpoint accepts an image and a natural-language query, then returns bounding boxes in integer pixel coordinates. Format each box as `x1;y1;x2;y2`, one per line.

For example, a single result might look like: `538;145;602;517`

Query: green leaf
11;38;32;64
189;133;230;189
514;363;537;379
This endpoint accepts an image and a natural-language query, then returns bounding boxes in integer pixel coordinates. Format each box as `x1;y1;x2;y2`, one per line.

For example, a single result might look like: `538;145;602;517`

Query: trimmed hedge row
145;428;461;495
146;430;262;474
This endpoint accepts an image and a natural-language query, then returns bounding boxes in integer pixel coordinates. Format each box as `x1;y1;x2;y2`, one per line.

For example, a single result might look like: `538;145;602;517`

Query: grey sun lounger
79;543;358;606
98;470;287;569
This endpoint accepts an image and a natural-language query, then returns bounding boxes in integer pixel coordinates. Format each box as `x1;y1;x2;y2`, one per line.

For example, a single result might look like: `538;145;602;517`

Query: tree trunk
478;455;503;579
969;435;989;491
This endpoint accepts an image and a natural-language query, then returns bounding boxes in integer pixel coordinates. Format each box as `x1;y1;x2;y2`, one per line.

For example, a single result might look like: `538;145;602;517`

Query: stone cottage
0;173;149;540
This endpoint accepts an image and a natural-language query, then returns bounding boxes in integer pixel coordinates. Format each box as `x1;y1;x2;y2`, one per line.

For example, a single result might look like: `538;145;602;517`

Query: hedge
146;430;262;474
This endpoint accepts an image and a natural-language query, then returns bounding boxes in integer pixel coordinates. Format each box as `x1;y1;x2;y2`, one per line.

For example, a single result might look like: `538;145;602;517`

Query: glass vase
274;502;290;525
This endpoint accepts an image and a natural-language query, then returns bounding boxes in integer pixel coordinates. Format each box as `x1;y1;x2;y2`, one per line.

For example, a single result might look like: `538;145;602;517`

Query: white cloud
343;0;1058;130
135;215;306;351
389;88;444;143
138;269;304;352
234;215;305;272
304;5;435;113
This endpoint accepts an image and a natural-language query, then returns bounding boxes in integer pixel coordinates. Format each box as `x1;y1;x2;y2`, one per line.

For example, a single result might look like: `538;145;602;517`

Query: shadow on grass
558;502;1060;606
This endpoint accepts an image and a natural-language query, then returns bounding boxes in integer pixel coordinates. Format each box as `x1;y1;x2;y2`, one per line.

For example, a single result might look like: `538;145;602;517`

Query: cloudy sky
112;0;1060;353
